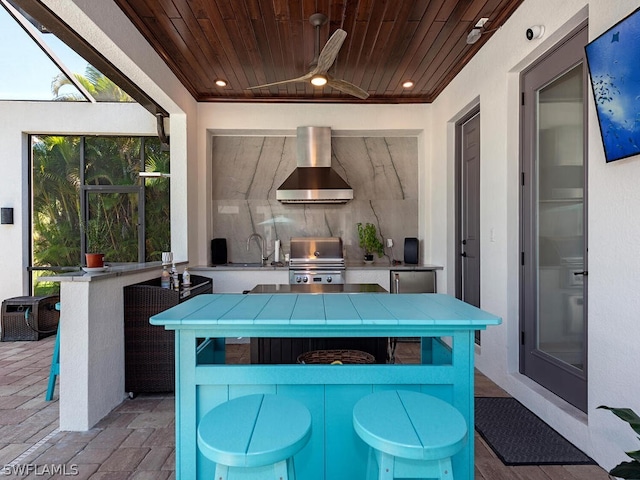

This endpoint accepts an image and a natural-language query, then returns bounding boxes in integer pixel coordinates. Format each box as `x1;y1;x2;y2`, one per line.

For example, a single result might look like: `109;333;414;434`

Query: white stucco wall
429;0;640;471
586;0;640;467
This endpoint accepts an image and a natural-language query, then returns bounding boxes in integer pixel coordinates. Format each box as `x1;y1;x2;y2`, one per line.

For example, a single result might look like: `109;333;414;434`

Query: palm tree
51;65;134;102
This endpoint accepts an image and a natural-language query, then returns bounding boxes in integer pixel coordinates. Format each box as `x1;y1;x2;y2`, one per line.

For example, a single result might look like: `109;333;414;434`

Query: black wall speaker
211;238;228;265
1;208;13;225
404;237;419;265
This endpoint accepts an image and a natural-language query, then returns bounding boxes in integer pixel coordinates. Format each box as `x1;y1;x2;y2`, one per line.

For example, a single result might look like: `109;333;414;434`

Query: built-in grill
250;236;388;364
289;237;345;285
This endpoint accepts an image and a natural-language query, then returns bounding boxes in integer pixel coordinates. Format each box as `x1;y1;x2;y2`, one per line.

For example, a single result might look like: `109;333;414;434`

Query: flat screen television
585;6;640;163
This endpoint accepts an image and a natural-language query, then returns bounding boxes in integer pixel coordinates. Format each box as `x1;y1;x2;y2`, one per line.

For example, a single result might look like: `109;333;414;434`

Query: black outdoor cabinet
123;274;212;395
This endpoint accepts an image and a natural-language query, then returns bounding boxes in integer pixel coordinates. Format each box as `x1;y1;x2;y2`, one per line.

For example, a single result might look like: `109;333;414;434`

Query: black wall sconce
1;208;13;225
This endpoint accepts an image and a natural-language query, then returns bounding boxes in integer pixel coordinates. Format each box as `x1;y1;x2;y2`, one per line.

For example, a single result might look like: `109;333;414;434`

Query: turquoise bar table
150;293;501;480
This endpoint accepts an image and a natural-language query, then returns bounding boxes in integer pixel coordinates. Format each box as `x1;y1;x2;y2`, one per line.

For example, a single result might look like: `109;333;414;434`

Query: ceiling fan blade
326;75;369;99
247;72;313;90
312;29;347;74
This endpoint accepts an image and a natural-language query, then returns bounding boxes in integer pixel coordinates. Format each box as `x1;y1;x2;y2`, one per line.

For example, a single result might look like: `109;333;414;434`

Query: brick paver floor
0;335;611;480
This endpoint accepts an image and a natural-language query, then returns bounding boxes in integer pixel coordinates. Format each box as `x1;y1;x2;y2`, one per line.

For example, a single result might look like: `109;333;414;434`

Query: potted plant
356;222;384;263
83;215;110;268
598;406;640;479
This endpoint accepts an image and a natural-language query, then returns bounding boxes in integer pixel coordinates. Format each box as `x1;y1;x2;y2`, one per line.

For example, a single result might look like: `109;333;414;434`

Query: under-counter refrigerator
390;270;436;293
389;270;437;348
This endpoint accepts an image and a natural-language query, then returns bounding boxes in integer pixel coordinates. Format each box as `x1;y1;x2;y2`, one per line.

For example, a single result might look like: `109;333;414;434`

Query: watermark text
2;464;79;476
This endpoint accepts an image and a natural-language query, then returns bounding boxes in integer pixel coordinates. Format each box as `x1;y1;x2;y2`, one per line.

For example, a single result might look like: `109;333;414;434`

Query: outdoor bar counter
151;293;501;480
39;263;167;431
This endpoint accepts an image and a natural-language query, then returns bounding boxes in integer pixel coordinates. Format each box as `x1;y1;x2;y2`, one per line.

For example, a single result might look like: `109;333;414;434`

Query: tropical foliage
32;67;170;295
32;137;170;257
52;65;135;103
598;406;640;479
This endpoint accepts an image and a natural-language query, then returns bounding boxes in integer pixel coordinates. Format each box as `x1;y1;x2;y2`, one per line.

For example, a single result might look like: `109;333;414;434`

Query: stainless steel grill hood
276;126;353;204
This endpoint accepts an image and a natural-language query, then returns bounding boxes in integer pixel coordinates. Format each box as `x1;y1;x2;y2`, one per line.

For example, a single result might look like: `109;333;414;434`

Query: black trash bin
0;295;59;341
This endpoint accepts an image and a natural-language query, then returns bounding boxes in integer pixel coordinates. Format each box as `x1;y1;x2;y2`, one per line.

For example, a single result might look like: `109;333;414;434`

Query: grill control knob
326;276;332;283
303;276;308;283
295;276;302;283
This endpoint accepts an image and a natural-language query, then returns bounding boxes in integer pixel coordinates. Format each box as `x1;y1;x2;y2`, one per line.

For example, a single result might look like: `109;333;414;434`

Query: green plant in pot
83;216;110;268
356;222;384;263
598;405;640;479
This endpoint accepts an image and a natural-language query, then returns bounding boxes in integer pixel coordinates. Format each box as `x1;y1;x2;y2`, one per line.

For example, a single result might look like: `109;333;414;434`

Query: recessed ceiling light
215;79;227;87
310;74;328;86
402;81;414;89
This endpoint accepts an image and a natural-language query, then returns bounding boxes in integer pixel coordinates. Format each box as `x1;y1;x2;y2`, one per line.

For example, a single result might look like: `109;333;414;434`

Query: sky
0;4;89;101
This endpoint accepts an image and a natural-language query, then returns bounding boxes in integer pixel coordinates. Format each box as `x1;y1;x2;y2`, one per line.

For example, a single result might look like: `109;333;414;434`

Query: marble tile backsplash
211;135;418;264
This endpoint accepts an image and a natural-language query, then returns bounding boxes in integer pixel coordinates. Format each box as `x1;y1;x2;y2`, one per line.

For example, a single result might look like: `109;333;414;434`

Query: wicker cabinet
124;275;212;395
1;295;59;341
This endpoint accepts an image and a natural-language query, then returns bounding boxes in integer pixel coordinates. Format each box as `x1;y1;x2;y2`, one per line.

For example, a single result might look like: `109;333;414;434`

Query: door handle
573;271;588;276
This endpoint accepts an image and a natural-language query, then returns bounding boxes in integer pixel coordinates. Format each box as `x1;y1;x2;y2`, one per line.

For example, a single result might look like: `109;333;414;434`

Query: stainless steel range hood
276;126;353;204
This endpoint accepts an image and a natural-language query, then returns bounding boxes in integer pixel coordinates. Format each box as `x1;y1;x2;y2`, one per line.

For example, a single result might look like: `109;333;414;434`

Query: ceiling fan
247;13;369;100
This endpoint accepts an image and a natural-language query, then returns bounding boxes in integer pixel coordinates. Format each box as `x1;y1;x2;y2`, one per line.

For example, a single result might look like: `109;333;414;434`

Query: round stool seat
353;390;467;461
198;394;312;469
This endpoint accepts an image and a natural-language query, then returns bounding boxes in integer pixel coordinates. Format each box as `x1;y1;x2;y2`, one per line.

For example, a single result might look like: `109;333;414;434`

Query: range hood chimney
276;126;353;204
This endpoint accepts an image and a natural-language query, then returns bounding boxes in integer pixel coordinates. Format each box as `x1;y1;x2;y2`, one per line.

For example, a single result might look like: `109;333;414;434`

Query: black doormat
475;397;596;466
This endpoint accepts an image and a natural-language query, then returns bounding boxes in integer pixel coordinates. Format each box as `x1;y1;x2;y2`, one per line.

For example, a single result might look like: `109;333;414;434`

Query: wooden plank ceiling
114;0;524;103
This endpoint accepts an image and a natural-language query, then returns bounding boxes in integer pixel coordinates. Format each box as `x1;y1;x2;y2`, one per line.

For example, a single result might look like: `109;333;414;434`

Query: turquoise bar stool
353;390;467;480
197;394;312;480
45;302;61;401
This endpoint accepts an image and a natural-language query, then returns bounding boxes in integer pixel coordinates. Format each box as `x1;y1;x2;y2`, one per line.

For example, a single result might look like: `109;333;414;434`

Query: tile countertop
190;262;442;271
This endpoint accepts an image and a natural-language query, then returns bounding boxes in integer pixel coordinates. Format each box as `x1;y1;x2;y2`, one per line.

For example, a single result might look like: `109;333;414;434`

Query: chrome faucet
247;233;267;266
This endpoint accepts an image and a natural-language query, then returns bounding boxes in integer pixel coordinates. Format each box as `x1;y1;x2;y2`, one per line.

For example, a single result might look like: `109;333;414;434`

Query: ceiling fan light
215;79;227;87
402;80;414;89
311;74;328;86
